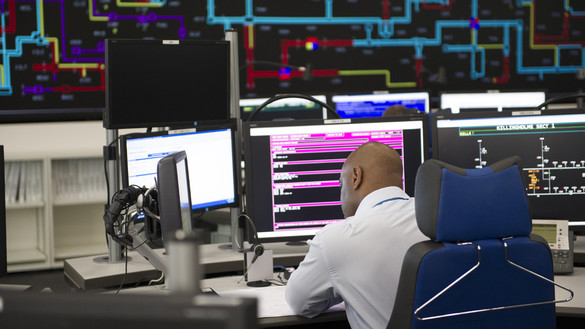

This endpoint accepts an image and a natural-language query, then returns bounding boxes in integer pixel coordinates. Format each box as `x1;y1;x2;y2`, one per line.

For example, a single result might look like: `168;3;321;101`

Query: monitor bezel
243;115;430;243
438;89;547;113
104;39;231;129
119;121;239;212
157;151;194;249
431;108;584;159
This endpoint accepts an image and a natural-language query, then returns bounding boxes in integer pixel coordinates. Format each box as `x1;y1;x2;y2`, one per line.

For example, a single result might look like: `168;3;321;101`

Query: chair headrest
414;156;532;242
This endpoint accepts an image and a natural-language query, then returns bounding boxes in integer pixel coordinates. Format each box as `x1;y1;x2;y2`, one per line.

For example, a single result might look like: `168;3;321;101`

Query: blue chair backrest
388;157;555;329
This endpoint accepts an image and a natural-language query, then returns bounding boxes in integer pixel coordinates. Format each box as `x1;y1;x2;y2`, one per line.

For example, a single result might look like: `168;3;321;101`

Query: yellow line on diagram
338;70;416;88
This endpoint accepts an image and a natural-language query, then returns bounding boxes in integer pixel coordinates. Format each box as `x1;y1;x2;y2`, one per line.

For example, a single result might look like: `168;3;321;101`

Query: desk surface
555;267;585;317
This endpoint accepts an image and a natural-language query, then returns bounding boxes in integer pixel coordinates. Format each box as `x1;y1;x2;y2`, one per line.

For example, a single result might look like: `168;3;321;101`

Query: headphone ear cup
250;244;264;264
253;244;264;257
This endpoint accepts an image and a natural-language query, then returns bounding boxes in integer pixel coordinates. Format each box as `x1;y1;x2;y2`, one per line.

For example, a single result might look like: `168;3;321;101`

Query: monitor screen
104;39;230;129
433;108;585;227
240;95;328;121
440;91;546;113
331;92;429;118
157;151;193;248
243;116;429;242
120;124;238;212
1;146;7;277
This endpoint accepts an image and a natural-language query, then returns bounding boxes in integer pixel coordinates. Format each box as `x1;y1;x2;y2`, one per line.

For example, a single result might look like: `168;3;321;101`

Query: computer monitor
240;95;328;121
0;146;7;277
439;91;546;113
120;124;238;212
104;39;231;129
157;151;194;248
0;291;257;329
331;92;430;118
243;116;429;242
432;108;585;230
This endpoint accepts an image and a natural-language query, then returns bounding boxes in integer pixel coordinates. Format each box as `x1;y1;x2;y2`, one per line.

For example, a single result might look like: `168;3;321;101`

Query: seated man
285;141;427;329
382;104;422;116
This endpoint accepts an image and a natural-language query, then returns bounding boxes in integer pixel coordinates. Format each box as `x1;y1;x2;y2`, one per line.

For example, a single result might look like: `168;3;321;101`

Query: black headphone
250;243;265;264
239;214;264;264
103;185;149;246
246;93;341;122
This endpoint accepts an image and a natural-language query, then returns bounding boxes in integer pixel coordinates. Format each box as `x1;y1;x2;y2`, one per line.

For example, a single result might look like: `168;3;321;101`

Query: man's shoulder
316;219;349;236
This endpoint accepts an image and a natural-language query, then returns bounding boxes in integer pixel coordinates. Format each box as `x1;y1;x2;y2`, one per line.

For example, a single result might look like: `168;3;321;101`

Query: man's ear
352;166;362;190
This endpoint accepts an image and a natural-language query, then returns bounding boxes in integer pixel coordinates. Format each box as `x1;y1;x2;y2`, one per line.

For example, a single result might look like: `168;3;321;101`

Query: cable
148;272;165;286
237;262;255;284
246;93;341;122
270;266;288;286
535;92;585;110
238;214;260;245
115;246;129;294
103;136;121;205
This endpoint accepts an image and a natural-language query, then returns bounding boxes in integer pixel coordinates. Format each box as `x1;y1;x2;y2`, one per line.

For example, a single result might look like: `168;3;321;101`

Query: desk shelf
6;201;45;210
4;155;109;272
7;248;47;265
54;244;109;262
5;180;51;272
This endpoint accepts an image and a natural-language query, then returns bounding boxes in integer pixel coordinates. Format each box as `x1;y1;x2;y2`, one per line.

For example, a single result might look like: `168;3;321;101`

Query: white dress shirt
285;186;427;329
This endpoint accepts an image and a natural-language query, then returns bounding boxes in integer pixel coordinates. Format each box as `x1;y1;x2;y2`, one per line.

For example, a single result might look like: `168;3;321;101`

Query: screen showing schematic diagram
243;116;427;241
1;1;583;122
434;109;585;221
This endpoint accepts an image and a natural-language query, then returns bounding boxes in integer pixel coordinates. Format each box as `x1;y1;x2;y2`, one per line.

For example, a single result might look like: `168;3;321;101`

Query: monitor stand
93;255;132;264
247;280;271;287
64;222;168;290
286;241;308;246
218;207;244;251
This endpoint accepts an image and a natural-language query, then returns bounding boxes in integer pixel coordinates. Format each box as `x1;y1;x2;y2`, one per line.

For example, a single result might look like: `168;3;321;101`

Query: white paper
219;284;346;318
220;285;294;318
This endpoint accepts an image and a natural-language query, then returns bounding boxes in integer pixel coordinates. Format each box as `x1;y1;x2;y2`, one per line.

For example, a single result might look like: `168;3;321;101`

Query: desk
66;239;585;322
113;267;585;327
114;273;349;328
555;267;585;317
64;242;309;290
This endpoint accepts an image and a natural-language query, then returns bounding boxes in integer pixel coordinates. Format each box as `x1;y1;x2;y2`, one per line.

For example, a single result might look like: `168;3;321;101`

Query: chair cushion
414;156;532;242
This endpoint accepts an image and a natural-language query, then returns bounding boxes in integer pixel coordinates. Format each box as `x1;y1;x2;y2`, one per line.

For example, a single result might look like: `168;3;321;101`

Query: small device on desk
532;219;574;274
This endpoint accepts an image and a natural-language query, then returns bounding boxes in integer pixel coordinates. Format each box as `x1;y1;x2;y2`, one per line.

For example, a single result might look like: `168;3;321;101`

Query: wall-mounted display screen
1;2;582;122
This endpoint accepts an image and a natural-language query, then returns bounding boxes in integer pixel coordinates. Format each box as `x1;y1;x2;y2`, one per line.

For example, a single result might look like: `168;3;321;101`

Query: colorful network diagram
0;0;584;118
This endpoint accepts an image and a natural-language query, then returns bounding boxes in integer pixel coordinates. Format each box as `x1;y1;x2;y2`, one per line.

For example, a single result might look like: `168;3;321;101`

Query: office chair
388;156;572;329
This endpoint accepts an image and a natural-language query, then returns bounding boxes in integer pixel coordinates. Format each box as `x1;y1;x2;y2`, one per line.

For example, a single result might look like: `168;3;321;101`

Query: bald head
339;142;403;218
